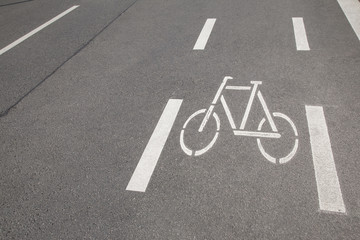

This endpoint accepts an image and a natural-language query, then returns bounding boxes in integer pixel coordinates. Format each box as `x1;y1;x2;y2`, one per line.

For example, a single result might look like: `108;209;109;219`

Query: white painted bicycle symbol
180;76;299;164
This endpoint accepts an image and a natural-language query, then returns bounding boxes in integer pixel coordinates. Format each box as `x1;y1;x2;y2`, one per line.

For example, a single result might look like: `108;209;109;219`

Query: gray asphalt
1;0;360;239
0;0;137;115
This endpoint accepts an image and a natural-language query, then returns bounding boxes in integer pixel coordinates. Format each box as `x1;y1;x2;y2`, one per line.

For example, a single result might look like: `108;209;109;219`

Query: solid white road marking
292;17;310;51
193;18;216;50
126;99;183;192
0;5;79;56
305;106;346;213
337;0;360;41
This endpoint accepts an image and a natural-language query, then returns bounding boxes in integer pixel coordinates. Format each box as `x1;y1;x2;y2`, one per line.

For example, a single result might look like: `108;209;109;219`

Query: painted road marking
180;77;298;164
0;5;79;56
126;99;183;192
193;18;216;50
292;17;310;51
305;106;346;214
337;0;360;41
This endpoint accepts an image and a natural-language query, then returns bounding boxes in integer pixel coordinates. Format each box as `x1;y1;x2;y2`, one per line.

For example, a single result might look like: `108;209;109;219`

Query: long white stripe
337;0;360;41
126;99;183;192
193;18;216;50
292;17;310;51
0;5;79;56
305;106;346;214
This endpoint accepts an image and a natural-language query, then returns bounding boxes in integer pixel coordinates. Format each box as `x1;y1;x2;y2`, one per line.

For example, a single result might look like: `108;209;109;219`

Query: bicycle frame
198;76;281;139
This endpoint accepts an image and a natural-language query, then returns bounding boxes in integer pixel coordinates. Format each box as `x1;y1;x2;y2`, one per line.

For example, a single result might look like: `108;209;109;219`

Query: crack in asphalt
0;0;33;8
0;0;140;118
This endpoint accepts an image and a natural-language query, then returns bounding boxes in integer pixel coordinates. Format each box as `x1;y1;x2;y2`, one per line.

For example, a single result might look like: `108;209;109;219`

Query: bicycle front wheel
180;109;220;156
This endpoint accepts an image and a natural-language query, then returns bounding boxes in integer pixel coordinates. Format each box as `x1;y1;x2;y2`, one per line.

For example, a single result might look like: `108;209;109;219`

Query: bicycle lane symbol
180;76;299;164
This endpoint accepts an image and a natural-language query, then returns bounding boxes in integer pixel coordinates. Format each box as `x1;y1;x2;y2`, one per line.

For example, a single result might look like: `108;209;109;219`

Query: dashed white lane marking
305;106;346;214
337;0;360;41
193;18;216;50
292;17;310;51
126;99;183;192
0;5;79;56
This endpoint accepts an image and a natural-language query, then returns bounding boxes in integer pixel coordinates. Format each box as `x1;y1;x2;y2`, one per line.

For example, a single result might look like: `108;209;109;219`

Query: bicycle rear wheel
256;112;298;164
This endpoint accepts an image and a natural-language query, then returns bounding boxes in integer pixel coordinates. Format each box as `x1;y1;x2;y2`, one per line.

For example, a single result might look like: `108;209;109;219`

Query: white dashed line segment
337;0;360;41
305;106;346;214
193;18;216;50
292;17;310;51
0;5;79;56
126;99;183;192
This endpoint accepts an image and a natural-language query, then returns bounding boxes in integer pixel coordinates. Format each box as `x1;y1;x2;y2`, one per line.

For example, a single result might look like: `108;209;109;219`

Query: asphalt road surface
1;0;360;239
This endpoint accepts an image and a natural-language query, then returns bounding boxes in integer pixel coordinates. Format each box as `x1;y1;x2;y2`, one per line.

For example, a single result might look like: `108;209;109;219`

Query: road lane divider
126;99;183;192
292;17;310;51
0;5;79;56
337;0;360;41
305;106;346;214
193;18;216;50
